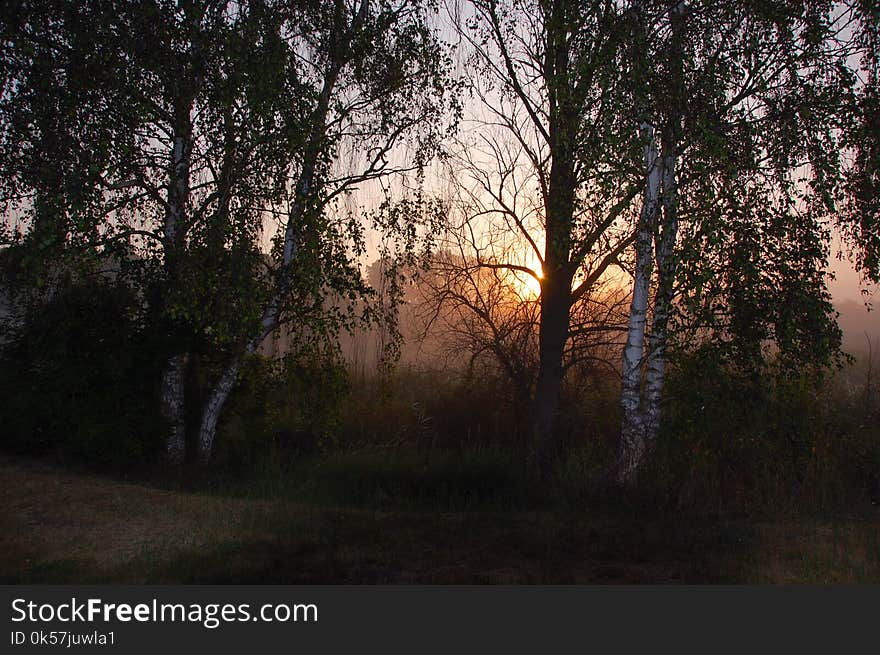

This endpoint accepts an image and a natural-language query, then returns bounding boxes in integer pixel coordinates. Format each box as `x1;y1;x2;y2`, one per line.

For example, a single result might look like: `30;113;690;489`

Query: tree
615;0;867;484
417;239;628;428
2;1;325;461
1;0;458;464
450;0;644;467
194;0;459;461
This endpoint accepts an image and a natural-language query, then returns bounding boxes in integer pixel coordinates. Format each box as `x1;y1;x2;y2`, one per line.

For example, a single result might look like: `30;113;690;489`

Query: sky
827;243;880;353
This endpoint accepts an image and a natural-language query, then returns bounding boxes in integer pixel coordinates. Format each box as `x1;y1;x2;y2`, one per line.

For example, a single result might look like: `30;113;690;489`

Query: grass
1;454;878;584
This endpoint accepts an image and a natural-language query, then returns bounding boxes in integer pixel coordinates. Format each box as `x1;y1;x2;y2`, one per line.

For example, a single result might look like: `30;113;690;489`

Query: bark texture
160;97;194;462
616;0;685;485
644;131;679;443
161;352;188;463
617;120;663;486
642;0;685;446
197;357;241;464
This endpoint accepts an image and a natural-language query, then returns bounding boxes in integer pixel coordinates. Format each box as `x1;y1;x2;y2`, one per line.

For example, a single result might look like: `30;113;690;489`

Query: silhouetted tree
451;0;642;467
1;0;458;464
617;0;868;484
195;0;459;460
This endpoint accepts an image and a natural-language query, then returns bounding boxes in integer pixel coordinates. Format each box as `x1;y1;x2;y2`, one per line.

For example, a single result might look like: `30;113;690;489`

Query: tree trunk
196;356;241;464
193;52;344;463
161;352;188;463
160;102;194;461
641;1;685;449
531;112;576;469
643;136;679;444
196;294;281;461
532;271;572;468
617;120;662;486
617;1;685;482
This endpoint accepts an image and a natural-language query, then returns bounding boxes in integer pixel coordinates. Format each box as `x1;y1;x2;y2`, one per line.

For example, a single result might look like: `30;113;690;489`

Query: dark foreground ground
1;457;878;584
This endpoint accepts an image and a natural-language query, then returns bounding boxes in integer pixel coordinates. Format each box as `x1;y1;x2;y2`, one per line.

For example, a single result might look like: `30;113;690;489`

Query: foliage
0;272;164;469
0;0;876;508
643;349;880;513
0;0;461;461
652;0;859;374
840;0;880;283
673;199;845;373
212;346;349;474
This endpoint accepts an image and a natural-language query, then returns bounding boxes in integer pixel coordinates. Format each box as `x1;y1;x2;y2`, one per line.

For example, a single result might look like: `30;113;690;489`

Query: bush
642;350;880;513
337;365;536;452
211;348;349;474
0;278;164;469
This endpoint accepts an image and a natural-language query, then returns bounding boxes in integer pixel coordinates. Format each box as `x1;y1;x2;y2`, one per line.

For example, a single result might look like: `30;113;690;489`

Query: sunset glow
3;0;878;598
512;267;543;300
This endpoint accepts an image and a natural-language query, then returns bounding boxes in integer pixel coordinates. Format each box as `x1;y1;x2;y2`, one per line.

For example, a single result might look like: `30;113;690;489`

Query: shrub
211;347;349;474
0;277;164;469
643;350;880;513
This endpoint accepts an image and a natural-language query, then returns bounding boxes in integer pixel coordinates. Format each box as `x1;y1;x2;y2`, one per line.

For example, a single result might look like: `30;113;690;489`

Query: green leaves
654;0;872;375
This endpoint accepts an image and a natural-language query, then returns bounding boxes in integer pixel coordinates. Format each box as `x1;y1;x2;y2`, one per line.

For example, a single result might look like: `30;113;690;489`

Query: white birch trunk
617;120;663;486
194;76;333;461
164;134;188;245
197;357;241;465
194;0;369;462
196;314;278;462
643;1;685;448
644;144;678;444
162;352;188;463
193;159;313;461
160;114;193;462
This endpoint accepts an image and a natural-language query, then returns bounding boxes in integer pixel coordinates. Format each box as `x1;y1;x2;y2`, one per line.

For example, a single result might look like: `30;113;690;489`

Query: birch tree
617;0;667;484
1;0;457;464
1;1;300;462
194;0;459;461
615;0;869;484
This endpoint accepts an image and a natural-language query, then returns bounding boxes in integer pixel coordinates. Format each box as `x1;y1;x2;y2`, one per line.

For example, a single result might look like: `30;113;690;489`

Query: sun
511;268;543;300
